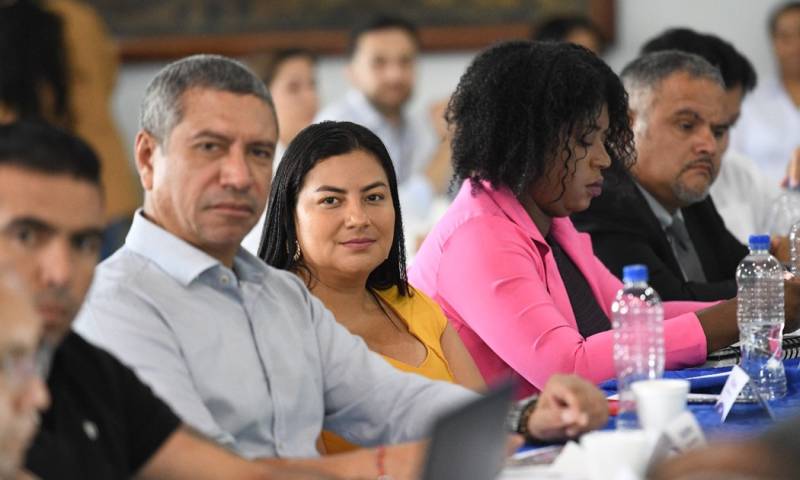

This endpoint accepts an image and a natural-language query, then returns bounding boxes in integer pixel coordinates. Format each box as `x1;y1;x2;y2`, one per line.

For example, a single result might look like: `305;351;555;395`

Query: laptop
420;382;514;480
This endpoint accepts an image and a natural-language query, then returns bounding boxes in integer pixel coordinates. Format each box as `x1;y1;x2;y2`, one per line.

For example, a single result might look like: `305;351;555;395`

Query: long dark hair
259;121;409;296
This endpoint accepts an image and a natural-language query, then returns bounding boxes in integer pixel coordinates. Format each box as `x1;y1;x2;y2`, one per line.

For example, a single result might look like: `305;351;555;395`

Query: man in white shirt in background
315;15;452;233
731;1;800;187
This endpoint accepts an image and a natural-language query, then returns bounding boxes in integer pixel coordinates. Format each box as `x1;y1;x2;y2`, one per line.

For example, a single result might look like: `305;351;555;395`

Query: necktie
665;216;707;283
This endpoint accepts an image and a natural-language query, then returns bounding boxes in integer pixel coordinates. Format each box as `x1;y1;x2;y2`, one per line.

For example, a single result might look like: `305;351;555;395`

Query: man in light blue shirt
75;54;607;478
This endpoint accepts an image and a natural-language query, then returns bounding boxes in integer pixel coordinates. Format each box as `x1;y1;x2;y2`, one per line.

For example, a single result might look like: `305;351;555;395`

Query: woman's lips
586;181;603;197
341;238;376;250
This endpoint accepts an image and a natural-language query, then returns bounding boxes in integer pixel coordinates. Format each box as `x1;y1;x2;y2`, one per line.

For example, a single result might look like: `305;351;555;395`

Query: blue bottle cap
622;264;648;283
748;234;770;250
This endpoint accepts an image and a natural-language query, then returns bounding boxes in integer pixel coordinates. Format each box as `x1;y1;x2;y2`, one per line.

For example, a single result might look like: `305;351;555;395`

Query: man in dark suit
573;50;749;302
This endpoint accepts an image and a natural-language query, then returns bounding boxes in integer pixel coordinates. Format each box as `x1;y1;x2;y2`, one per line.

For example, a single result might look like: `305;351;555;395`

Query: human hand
381;441;427;480
771;235;790;263
784;274;800;332
527;374;608;440
428;97;451;141
784;147;800;190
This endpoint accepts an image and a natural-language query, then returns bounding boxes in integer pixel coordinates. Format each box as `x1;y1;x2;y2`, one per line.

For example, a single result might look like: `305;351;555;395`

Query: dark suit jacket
571;173;749;302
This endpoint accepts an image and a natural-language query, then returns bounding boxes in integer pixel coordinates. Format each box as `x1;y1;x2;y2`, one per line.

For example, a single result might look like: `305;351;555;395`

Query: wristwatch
505;394;539;438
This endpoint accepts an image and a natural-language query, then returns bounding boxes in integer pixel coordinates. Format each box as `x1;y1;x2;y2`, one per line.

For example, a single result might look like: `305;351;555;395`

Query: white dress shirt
731;78;800;185
710;149;783;243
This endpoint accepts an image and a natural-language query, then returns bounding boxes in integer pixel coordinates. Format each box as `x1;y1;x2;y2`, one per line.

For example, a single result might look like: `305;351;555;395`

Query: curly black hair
259;120;409;296
447;40;635;198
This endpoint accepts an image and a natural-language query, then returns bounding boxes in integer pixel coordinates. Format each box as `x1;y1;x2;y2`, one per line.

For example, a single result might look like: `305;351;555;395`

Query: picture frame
84;0;614;61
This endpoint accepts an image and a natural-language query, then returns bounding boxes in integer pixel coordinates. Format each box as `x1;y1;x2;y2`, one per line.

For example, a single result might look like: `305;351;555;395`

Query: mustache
34;288;75;308
679;157;717;177
201;192;259;211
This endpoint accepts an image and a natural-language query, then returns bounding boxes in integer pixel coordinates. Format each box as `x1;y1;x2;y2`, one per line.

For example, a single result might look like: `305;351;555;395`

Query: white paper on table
715;365;750;421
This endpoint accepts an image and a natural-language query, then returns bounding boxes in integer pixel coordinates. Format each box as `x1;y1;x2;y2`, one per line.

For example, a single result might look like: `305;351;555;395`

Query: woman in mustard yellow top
259;121;606;452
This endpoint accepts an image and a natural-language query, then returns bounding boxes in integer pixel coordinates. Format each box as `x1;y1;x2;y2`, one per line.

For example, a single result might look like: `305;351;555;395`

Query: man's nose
220;150;254;191
39;240;72;289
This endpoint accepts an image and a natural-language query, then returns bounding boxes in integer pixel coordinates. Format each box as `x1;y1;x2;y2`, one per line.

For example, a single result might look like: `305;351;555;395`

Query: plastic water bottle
611;264;665;430
766;192;800;237
789;221;800;275
736;234;786;400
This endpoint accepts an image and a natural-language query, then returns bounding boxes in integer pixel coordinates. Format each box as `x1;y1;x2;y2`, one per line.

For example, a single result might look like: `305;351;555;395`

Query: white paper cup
632;379;690;433
580;430;654;480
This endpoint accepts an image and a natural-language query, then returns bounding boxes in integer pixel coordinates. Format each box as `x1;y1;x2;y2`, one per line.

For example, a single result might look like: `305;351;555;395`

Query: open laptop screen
421;382;514;480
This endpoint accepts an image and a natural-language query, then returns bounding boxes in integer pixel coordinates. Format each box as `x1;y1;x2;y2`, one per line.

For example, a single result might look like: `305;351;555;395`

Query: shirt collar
345;89;407;130
635;182;684;229
474;180;573;248
125;210;265;286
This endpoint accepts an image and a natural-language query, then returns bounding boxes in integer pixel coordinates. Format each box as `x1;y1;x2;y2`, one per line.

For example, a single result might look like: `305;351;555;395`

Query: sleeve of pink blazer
436;216;708;388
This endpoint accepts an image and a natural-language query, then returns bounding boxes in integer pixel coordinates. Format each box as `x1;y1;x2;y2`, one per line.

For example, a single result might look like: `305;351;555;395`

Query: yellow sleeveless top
321;285;456;454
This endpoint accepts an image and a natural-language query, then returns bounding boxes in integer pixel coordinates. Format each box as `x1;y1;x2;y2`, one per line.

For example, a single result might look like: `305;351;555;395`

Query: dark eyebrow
1;216;103;240
192;130;277;151
361;181;388;192
672;109;702;120
247;140;277;151
315;185;347;194
1;217;55;234
190;130;233;143
72;227;105;240
314;181;387;194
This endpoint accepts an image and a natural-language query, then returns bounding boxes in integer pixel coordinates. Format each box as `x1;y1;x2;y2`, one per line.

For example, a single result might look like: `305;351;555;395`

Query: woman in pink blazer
409;41;745;397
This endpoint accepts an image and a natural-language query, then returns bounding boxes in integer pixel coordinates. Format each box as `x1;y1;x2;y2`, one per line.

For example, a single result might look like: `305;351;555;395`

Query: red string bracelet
376;445;391;479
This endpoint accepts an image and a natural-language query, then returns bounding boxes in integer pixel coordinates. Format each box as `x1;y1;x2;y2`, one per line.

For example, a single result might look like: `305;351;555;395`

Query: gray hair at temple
621;50;724;131
139;54;276;144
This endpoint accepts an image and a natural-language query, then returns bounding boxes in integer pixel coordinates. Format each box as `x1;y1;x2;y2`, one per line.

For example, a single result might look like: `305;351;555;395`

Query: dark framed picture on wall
84;0;615;60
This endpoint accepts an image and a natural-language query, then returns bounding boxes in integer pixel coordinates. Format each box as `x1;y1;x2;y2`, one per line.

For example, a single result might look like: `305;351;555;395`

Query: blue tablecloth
600;359;800;440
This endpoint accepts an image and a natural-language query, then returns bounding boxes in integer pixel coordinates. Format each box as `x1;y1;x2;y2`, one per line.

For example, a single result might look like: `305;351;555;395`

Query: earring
292;241;302;263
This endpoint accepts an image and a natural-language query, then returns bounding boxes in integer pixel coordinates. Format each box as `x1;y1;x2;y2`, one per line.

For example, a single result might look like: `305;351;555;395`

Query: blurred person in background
531;15;607;56
0;0;140;259
315;15;453;242
242;49;319;253
731;1;800;187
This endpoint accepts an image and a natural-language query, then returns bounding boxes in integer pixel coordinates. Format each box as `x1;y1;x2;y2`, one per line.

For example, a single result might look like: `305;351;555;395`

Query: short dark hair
259;121;409;296
447;40;635;197
769;2;800;36
532;15;606;53
141;54;274;144
641;28;757;92
0;121;101;186
621;50;725;122
244;49;317;87
347;15;420;57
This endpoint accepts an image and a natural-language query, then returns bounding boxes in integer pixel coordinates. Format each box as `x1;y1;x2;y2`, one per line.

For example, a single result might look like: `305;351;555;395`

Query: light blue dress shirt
74;212;475;459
